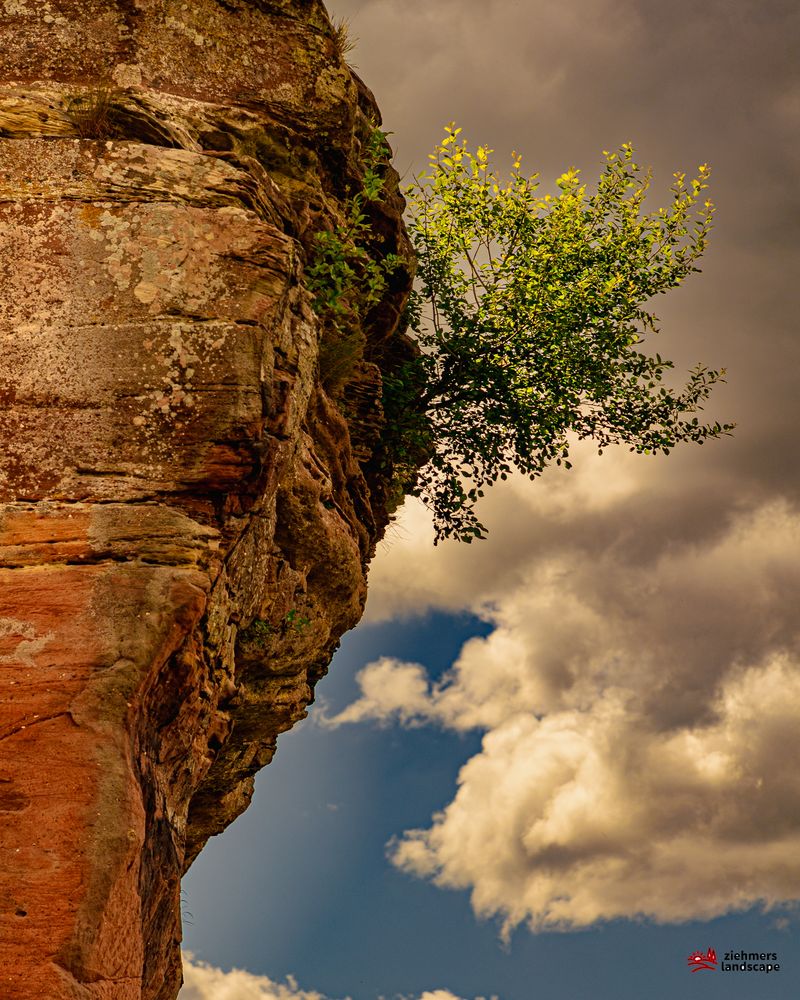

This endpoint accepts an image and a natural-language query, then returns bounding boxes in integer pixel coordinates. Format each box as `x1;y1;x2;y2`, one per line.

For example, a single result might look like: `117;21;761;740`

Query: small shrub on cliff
240;618;273;648
384;126;733;542
240;611;311;649
307;127;402;393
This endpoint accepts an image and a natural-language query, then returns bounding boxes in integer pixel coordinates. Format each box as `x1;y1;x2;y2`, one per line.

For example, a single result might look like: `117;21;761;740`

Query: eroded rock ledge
0;3;412;997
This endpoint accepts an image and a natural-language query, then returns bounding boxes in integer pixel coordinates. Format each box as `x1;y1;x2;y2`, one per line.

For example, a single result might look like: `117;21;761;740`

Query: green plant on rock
240;618;273;648
384;125;733;543
307;127;403;393
240;610;311;647
284;609;311;633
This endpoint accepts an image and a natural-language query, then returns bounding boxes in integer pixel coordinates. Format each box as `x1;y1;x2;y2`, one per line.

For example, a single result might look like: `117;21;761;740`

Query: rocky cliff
0;3;412;997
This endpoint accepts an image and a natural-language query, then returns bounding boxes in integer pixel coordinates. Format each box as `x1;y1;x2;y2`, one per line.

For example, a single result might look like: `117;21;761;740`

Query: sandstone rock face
0;3;411;997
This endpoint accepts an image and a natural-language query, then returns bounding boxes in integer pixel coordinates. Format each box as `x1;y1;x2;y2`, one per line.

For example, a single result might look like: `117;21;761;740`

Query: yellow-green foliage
383;125;732;542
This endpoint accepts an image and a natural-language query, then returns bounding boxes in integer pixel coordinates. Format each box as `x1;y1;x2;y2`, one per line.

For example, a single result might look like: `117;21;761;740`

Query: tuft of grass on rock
331;17;356;62
65;82;119;139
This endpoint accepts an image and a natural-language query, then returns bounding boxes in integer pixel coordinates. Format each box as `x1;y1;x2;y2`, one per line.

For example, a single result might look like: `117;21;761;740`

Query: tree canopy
383;126;733;542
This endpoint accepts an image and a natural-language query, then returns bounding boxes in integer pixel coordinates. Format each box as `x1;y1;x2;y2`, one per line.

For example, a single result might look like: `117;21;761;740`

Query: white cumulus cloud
390;654;800;934
179;954;481;1000
323;657;436;727
336;454;800;933
179;953;328;1000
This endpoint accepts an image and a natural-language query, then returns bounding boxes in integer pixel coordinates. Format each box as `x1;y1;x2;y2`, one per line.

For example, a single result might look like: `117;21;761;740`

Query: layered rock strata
0;3;411;997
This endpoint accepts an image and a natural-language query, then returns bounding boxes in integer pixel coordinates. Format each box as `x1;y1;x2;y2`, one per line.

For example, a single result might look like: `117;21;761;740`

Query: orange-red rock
0;2;411;997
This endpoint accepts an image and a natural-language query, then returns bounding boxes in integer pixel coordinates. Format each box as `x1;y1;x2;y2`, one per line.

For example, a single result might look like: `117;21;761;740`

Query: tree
383;125;733;542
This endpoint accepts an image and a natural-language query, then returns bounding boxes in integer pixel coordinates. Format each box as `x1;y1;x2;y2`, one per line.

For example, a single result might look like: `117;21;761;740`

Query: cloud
178;951;484;1000
179;954;480;1000
332;0;642;170
417;993;471;1000
336;465;800;932
323;657;436;727
179;954;328;1000
390;654;800;934
334;0;800;945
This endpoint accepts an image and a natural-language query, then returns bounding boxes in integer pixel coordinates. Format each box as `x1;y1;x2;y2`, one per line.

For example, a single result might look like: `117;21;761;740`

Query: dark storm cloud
333;0;800;496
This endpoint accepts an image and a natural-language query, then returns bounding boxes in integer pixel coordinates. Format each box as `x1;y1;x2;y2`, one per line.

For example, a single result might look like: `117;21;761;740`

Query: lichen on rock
0;3;413;997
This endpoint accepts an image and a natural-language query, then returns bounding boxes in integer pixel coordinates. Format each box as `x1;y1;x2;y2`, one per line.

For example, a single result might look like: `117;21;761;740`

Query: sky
180;1;800;997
